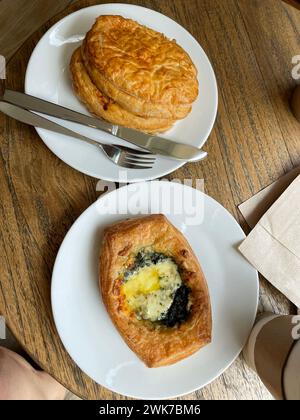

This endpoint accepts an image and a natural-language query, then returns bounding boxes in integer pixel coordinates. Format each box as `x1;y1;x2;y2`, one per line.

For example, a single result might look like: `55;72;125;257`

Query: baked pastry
70;15;199;133
70;48;174;133
99;214;212;367
82;42;192;120
82;15;199;119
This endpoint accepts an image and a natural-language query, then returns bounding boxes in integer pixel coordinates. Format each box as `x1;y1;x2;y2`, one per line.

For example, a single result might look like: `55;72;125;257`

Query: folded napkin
239;172;300;308
239;166;300;228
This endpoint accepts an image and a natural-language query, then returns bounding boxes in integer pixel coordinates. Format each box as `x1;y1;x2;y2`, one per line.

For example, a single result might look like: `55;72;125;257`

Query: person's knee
0;347;10;400
0;347;66;400
0;346;6;361
0;346;10;371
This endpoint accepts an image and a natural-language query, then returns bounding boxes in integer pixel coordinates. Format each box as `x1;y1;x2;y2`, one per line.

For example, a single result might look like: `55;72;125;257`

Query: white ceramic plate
51;181;258;399
25;3;218;182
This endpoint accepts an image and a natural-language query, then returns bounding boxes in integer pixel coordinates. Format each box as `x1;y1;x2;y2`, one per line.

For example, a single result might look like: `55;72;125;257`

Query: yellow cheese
122;266;161;298
121;259;182;322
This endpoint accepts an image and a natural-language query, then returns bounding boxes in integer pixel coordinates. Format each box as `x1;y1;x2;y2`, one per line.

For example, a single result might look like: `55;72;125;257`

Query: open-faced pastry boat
99;214;212;367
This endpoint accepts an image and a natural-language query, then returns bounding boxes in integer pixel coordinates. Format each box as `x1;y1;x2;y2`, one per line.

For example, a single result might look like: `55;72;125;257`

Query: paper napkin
239;173;300;308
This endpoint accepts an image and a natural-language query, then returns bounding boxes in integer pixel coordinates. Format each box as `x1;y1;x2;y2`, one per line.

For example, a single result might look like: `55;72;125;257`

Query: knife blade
3;89;207;161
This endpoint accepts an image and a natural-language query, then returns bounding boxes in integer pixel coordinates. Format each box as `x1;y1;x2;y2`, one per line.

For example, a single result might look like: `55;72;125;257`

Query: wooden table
0;0;299;400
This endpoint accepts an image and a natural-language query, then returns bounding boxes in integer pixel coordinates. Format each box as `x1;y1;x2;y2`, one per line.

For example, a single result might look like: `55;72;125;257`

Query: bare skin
0;347;66;400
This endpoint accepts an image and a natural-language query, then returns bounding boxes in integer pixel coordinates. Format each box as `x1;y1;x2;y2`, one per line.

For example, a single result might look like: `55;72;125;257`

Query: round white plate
25;3;218;182
51;181;258;399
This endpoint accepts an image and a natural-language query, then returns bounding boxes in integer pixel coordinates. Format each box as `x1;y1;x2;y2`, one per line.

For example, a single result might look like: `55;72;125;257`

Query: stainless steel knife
2;89;207;162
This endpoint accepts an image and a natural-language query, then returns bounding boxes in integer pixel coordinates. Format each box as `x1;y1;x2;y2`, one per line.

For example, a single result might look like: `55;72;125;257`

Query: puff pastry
99;214;212;368
70;48;174;133
82;15;199;119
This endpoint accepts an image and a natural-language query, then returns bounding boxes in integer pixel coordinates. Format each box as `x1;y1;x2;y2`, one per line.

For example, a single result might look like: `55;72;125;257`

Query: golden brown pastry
82;15;199;119
99;214;212;368
70;48;174;133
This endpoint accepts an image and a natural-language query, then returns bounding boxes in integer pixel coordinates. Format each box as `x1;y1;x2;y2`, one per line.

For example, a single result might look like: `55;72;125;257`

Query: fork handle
0;100;103;148
3;89;115;133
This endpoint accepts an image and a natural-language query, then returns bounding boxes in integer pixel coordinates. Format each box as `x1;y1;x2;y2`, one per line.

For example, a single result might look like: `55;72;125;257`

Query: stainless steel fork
0;101;155;169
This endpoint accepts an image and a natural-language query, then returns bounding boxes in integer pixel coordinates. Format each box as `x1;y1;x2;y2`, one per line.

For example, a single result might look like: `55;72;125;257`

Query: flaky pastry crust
82;15;198;119
70;48;174;133
99;215;212;368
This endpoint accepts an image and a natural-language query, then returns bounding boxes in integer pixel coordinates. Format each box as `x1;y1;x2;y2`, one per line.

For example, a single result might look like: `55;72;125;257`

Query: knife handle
0;100;97;147
3;89;114;134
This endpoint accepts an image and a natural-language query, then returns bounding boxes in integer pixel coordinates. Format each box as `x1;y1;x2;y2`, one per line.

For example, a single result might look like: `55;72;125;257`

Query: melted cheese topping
121;259;182;322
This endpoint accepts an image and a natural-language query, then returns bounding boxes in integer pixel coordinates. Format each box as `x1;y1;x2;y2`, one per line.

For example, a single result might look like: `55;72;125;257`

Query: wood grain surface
0;0;300;400
0;0;79;61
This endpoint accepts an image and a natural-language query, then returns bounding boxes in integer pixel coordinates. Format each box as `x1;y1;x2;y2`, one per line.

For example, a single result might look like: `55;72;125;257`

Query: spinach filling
161;284;191;327
123;249;191;327
124;250;169;281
